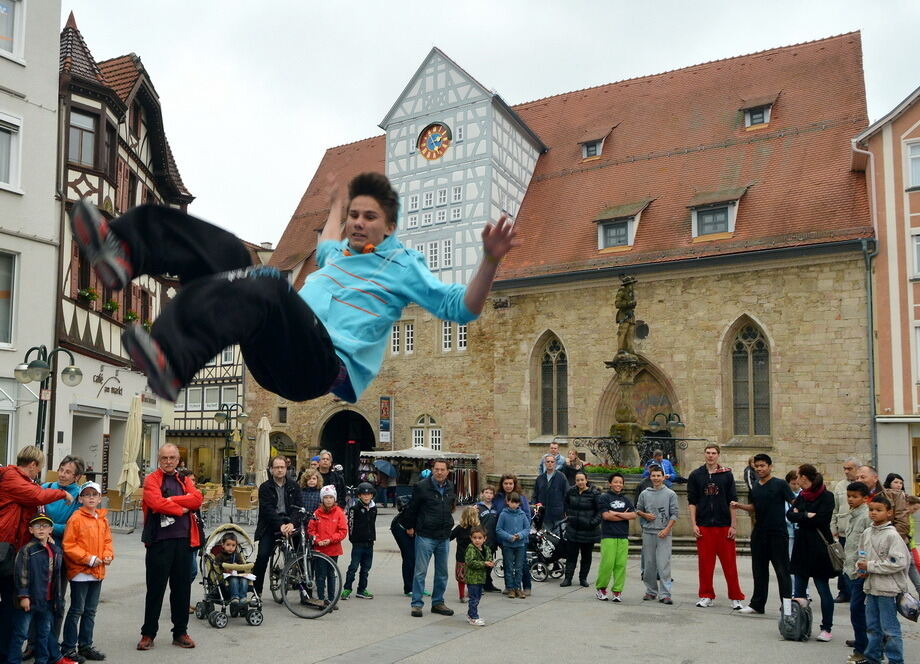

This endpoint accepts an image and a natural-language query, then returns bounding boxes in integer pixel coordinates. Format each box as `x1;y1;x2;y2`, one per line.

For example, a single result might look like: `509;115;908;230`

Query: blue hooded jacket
40;481;81;540
496;507;530;548
299;235;477;402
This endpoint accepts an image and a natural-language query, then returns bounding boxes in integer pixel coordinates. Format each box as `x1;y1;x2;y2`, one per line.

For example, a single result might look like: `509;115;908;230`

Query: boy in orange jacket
308;486;347;609
61;482;113;662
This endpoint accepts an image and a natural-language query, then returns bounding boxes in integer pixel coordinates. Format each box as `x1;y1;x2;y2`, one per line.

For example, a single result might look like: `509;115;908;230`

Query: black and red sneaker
69;199;132;290
122;324;181;402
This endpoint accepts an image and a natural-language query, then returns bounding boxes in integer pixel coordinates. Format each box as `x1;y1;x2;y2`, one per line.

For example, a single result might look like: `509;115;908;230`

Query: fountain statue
604;275;645;461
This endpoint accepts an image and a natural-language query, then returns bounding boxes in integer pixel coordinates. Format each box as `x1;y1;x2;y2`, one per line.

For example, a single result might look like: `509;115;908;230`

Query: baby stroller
194;523;264;628
494;504;566;582
527;504;566;581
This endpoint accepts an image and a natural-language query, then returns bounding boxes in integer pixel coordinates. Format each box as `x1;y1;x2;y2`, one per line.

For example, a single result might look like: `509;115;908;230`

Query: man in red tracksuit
687;444;745;609
137;444;202;651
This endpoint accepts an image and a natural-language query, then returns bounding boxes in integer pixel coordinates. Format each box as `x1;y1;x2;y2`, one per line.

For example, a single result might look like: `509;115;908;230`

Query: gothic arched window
732;324;770;435
541;337;568;436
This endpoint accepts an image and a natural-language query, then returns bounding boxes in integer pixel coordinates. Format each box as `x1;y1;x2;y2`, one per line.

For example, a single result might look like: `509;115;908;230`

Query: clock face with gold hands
417;123;452;160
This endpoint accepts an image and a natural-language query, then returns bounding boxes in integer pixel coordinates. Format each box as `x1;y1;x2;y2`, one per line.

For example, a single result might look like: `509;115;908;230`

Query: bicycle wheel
281;553;341;619
269;546;285;604
493;556;504;578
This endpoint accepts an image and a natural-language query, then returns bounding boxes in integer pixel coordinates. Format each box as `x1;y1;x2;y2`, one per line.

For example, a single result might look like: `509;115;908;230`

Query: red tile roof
97;54;143;103
59;12;106;85
499;32;870;279
274;33;871;283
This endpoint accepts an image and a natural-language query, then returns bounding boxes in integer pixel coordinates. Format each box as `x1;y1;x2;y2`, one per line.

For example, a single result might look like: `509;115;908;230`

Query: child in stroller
215;532;253;613
195;523;264;628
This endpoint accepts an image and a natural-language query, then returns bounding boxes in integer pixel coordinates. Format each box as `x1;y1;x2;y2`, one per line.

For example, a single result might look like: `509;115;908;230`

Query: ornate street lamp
15;345;83;452
214;403;248;500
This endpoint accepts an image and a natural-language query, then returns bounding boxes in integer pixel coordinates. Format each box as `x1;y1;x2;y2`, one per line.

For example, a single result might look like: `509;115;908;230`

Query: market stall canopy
364;446;479;461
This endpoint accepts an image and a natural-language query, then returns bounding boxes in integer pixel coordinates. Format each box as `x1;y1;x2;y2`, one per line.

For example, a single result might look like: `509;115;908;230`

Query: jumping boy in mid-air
70;173;518;403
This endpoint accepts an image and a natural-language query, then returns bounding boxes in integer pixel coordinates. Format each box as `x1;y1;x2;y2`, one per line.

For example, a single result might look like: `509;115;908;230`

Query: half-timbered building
52;13;193;487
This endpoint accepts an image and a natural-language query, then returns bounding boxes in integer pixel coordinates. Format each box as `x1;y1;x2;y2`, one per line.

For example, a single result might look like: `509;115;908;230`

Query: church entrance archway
319;411;375;485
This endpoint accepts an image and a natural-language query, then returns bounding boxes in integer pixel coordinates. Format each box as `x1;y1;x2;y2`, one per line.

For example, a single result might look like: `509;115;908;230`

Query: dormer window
689;186;748;239
744;105;771;127
696;205;731;234
579;125;616;161
739;92;778;129
600;219;630;248
583;140;601;159
593;198;653;251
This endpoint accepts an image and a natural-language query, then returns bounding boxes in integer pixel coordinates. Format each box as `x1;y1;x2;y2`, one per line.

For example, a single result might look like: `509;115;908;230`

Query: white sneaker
467;617;485;626
731;599;744;610
695;597;713;607
595;589;608;601
737;606;761;614
816;630;832;642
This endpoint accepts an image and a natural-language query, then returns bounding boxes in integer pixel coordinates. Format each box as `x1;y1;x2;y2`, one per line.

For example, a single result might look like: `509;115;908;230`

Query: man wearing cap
253;455;304;597
137;444;202;651
0;445;72;660
10;513;71;664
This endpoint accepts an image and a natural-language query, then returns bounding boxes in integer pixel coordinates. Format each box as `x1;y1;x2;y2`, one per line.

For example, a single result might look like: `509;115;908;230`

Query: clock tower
380;48;545;285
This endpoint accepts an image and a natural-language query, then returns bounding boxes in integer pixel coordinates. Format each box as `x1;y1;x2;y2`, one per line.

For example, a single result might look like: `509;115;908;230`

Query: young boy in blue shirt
9;513;75;664
70;173;517;404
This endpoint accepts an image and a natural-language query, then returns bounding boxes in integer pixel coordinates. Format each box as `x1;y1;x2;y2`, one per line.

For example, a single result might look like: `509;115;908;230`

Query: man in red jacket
137;444;202;651
0;445;72;660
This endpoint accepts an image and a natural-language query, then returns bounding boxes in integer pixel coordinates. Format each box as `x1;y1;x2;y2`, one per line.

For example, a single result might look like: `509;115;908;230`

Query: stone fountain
603;275;645;466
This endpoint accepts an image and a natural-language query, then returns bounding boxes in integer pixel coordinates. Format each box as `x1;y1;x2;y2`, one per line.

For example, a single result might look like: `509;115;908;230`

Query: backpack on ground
778;598;812;641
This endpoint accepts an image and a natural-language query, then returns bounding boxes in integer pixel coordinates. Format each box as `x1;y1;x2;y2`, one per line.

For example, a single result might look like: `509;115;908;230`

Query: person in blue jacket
69;173;518;405
496;493;531;599
641;450;678;487
41;455;85;544
494;474;532;595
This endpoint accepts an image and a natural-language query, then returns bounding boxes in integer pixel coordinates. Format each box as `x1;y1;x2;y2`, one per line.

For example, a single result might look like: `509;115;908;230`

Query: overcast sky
62;0;920;246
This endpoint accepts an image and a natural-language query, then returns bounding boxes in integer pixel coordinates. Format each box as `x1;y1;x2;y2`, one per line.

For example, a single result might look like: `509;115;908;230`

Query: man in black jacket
402;459;456;617
252;456;304;595
532;454;569;529
318;450;346;508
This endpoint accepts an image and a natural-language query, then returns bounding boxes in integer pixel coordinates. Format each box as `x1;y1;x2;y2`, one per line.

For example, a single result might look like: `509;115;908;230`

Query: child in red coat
308;486;347;608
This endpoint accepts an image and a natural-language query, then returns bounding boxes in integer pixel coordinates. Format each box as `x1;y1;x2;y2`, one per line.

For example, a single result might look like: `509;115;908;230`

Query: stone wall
246;250;871;486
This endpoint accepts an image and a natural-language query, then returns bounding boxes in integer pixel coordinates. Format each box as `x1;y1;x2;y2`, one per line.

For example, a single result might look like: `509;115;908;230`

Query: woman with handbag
787;463;837;642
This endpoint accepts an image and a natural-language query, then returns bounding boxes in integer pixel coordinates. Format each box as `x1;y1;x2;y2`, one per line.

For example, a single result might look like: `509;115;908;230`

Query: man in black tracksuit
402;460;456;617
342;483;378;599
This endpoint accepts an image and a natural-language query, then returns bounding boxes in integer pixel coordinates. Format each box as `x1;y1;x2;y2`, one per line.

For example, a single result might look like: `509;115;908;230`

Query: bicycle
268;536;292;605
343;484;357;510
277;506;342;619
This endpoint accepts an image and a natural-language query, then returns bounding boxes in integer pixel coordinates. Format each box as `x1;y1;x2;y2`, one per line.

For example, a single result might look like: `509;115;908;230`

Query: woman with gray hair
41;455;86;544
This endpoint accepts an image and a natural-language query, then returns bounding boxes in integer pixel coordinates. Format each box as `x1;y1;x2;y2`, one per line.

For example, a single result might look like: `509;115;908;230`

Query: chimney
260;242;273;250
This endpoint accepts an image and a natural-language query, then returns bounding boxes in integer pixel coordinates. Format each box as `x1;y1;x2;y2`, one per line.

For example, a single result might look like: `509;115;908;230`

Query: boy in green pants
594;473;636;601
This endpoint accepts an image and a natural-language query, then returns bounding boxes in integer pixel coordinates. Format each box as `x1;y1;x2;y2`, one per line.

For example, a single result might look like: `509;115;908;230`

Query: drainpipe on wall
852;139;880;466
47;89;70;470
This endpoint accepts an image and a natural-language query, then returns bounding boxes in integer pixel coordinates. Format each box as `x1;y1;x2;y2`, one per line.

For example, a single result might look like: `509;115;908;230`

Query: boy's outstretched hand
463;213;522;315
481;214;520;263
